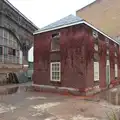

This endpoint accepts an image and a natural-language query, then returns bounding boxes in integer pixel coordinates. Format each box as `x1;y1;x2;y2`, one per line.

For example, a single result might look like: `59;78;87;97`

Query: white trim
50;62;61;82
94;62;99;81
115;64;118;78
106;60;110;84
84;21;119;45
4;0;38;29
34;20;119;45
34;21;85;35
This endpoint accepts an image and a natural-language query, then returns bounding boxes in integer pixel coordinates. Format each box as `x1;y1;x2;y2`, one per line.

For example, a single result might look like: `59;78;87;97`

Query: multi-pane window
94;62;99;81
51;33;60;51
0;28;20;64
115;64;118;78
50;62;61;81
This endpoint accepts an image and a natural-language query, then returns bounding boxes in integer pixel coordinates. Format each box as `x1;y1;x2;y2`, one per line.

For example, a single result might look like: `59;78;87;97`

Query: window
92;30;98;38
115;52;117;57
0;46;2;55
3;30;9;39
94;62;99;81
105;38;109;46
4;47;8;55
8;48;16;56
107;49;109;55
51;33;60;51
94;44;98;51
115;64;118;78
50;62;61;81
8;48;13;55
13;49;16;56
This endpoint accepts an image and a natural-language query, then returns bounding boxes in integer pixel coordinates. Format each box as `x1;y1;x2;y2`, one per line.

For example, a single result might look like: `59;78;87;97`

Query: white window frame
94;62;99;81
50;62;61;82
115;64;118;78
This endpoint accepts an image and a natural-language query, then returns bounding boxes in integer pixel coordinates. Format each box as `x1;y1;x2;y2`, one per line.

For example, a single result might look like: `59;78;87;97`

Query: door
106;60;110;86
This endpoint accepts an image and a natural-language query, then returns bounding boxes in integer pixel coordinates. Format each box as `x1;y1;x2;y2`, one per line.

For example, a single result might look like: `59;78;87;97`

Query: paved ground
0;83;120;120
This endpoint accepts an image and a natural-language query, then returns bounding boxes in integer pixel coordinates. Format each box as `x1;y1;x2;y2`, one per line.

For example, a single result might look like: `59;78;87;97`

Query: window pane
3;30;9;39
0;47;2;55
4;47;8;55
94;62;99;81
51;62;60;81
51;38;60;51
0;29;3;37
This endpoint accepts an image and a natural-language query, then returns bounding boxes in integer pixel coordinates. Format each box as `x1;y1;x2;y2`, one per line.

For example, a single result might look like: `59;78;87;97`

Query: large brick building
0;0;38;70
33;15;120;95
76;0;120;40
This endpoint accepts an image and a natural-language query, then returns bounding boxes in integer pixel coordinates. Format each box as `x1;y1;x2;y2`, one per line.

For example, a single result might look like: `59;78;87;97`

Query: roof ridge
35;14;83;33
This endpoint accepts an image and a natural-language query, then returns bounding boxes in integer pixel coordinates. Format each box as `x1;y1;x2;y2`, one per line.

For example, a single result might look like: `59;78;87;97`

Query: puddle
1;83;120;107
0;85;33;95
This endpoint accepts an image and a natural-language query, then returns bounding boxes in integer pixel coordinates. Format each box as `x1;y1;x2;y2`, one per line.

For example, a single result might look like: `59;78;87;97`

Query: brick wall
33;23;119;91
33;25;87;89
76;0;120;38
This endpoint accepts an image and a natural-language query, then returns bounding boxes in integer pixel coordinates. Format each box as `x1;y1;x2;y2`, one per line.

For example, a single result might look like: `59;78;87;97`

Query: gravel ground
0;83;120;120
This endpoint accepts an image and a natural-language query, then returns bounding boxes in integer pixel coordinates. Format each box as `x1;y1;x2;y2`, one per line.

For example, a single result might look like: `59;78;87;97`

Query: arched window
0;28;21;64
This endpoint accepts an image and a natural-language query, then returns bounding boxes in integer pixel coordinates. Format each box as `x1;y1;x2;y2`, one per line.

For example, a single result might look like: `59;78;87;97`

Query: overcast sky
9;0;95;62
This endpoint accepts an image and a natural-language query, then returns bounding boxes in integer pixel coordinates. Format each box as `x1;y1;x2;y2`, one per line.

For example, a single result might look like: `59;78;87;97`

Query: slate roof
34;14;120;45
35;14;83;33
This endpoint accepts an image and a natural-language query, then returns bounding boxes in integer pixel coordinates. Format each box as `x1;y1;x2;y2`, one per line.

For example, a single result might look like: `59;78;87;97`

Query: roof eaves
33;20;84;35
4;0;38;29
83;21;120;45
34;20;119;45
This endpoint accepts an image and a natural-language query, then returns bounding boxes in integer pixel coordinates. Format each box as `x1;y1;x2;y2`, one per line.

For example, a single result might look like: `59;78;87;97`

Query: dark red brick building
33;15;120;95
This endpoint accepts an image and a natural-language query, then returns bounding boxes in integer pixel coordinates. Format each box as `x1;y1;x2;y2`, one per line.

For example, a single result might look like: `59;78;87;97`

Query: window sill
50;80;61;82
50;50;60;52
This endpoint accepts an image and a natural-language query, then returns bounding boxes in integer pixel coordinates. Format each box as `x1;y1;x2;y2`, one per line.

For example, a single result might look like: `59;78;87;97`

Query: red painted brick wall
33;23;120;91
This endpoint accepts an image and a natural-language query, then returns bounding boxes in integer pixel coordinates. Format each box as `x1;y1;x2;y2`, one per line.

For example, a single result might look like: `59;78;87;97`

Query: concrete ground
0;83;120;120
